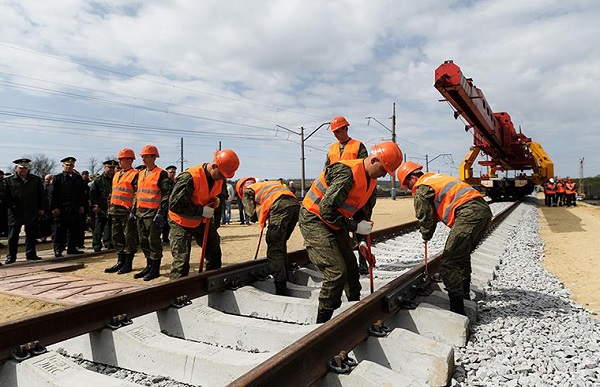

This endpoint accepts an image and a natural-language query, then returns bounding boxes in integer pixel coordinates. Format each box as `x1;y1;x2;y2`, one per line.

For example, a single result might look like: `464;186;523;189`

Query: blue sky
1;1;598;182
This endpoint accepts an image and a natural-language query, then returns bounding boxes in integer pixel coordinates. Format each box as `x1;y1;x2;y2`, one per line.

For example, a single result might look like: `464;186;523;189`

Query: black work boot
358;256;369;275
104;253;125;273
449;295;466;316
274;280;288;296
316;308;334;324
143;259;161;282
117;253;134;274
134;258;152;279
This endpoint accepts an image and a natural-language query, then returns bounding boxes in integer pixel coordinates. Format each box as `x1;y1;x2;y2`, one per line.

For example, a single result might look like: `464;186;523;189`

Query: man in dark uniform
90;160;117;252
3;158;46;263
76;170;91;249
397;161;493;315
161;165;177;243
0;170;8;244
52;157;87;257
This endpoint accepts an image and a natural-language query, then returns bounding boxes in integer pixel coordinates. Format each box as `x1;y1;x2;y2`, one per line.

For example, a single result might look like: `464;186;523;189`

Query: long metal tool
366;234;374;294
199;218;210;273
254;228;264;260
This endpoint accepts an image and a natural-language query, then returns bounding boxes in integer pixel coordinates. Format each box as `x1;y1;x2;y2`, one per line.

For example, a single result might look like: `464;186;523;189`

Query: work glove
202;206;215;219
356;220;373;235
153;213;165;228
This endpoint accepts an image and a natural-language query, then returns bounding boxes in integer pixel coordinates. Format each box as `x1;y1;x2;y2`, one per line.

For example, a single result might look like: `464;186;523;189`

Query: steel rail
230;201;518;386
0;221;420;362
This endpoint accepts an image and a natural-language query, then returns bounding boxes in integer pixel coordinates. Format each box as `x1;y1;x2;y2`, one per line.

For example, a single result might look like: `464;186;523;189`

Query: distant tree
88;156;100;175
23;153;57;177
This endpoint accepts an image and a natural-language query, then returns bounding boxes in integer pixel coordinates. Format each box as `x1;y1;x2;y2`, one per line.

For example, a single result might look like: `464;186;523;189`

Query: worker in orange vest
324;116;368;167
131;145;173;281
543;178;556;207
397;162;492;315
168;149;240;278
237;177;300;295
565;177;577;207
300;141;403;323
555;178;566;206
105;148;139;274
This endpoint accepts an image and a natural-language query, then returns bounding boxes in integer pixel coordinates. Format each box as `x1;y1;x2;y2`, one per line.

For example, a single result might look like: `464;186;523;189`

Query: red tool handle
367;234;374;294
254;228;264;260
199;218;210;273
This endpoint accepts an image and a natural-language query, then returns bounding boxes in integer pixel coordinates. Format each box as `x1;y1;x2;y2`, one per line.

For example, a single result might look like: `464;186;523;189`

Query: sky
1;0;599;186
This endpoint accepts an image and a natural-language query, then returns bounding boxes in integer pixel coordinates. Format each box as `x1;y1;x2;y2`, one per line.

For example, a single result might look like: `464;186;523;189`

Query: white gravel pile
452;200;600;386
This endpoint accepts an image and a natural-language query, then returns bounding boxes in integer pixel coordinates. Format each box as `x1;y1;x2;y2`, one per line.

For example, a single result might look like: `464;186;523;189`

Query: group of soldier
2;115;494;322
543;177;578;207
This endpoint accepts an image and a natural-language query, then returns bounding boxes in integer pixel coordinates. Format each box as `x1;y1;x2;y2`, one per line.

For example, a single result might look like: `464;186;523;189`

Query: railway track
0;200;521;386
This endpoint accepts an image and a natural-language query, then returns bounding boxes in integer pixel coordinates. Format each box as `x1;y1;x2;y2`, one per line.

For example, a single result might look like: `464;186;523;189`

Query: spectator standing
90;160;117;252
37;174;54;242
221;181;234;225
162;165;178;243
3;158;46;263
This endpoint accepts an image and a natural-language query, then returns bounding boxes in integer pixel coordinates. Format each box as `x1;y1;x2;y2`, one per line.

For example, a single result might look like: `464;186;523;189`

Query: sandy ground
1;196;598;322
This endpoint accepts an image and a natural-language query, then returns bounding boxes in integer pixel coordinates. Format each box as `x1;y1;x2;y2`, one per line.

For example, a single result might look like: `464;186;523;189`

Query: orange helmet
236;176;256;198
214;149;240;178
397;161;423;189
118;148;136;160
330;116;350;132
371;141;403;175
140;145;160;157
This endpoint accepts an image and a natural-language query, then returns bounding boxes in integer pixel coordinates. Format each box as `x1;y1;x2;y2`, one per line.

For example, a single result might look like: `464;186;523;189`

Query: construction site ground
1;196;598;323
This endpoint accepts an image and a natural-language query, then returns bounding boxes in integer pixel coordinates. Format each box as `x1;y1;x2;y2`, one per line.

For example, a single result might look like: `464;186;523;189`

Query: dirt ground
1;196;599;323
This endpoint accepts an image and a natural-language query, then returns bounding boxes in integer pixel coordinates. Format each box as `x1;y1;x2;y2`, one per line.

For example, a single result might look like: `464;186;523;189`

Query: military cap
103;160;119;167
166;165;177;172
13;158;32;168
61;156;77;165
135;165;147;171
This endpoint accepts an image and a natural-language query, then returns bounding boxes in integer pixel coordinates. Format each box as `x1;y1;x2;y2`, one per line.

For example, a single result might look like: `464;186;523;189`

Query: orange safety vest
413;172;483;228
136;167;164;209
303;159;375;230
110;168;138;209
168;164;223;228
556;181;565;193
565;182;576;194
327;138;362;164
544;182;556;195
247;181;297;229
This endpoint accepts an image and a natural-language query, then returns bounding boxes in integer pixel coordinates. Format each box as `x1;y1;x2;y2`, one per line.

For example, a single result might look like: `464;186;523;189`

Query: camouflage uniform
414;186;492;301
89;173;113;251
299;163;377;314
135;169;172;261
168;171;222;279
108;172;138;256
243;192;299;290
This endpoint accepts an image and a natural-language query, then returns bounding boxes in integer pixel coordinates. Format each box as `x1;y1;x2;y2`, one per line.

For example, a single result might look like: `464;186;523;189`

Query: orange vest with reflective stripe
110;168;138;209
544;182;556;194
168;164;223;228
248;181;297;229
565;182;576;194
412;172;483;228
556;181;565;194
327;139;362;164
303;159;375;230
136;167;164;209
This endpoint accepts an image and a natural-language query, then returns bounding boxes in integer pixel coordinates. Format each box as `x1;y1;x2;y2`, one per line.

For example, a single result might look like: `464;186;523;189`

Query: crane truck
434;60;554;201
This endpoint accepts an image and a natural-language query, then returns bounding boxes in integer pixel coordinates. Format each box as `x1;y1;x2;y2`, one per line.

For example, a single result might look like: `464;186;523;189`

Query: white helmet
549;178;555;183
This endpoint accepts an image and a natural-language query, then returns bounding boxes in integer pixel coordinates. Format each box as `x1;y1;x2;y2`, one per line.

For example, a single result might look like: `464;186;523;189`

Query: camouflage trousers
137;215;163;261
265;198;300;283
299;218;361;311
168;218;221;279
92;215;112;250
440;198;492;299
111;214;138;254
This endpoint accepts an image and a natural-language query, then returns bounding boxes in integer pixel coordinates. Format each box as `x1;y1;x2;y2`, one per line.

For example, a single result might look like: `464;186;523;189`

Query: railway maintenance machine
434;60;554;201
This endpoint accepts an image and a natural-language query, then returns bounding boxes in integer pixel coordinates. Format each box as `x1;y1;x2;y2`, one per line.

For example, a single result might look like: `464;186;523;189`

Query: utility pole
425;153;453;172
366;102;398;199
177;137;185;172
579;157;585;196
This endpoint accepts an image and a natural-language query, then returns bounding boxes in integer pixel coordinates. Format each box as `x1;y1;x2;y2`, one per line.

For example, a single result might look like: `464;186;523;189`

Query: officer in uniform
2;158;45;263
299;142;403;323
238;177;300;295
397;161;493;315
90;160;117;252
105;149;139;274
168;149;240;279
52;157;87;257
